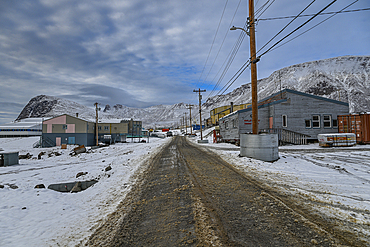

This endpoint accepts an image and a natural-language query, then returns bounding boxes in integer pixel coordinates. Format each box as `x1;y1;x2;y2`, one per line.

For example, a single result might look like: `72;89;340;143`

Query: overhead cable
258;7;370;21
195;0;229;90
257;0;316;56
256;0;276;19
206;21;247;100
201;0;242;91
257;0;338;59
268;0;360;54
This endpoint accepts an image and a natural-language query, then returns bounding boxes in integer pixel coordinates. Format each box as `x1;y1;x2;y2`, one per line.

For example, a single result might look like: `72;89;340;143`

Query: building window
62;125;67;129
104;126;109;131
233;119;237;128
305;120;311;128
225;121;229;129
323;115;332;128
312;115;320;128
282;115;287;127
98;126;102;130
332;119;338;128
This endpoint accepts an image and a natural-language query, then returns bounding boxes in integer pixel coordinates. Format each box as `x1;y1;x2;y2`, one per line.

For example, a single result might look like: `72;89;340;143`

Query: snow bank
0;137;170;247
192;134;370;240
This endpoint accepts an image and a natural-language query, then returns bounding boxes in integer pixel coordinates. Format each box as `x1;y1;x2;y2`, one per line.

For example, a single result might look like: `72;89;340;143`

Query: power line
258;7;370;21
255;0;270;16
219;61;251;96
257;0;338;59
206;21;247;100
256;0;276;19
208;1;365;104
200;0;242;90
257;0;316;56
268;0;360;54
195;0;229;89
209;59;251;104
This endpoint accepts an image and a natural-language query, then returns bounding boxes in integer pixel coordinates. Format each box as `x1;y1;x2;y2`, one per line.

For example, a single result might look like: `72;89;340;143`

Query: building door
68;137;75;144
56;137;61;146
269;117;273;129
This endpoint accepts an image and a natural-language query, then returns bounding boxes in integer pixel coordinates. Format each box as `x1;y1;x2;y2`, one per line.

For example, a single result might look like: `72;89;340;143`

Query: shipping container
338;114;370;144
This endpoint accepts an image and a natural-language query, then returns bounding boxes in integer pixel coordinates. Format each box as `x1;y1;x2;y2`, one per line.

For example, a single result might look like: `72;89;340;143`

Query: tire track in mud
86;137;364;246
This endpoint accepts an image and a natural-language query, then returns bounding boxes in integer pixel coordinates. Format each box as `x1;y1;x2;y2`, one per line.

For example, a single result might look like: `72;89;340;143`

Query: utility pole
193;89;206;140
94;102;99;146
184;112;188;135
249;0;258;134
182;116;185;133
187;104;194;135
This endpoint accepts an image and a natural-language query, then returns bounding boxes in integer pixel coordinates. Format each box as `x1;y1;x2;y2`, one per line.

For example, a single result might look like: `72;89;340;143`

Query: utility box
0;152;19;166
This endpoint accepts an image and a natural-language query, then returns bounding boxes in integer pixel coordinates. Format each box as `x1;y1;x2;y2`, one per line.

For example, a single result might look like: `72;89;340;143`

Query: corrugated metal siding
338;114;370;144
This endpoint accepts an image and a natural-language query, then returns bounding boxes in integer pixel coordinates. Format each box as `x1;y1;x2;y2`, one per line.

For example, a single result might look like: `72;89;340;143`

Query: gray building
219;89;349;144
0;118;46;138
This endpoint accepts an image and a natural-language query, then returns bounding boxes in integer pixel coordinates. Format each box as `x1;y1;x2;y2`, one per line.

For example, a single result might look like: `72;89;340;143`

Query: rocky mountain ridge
16;55;370;127
204;56;370;113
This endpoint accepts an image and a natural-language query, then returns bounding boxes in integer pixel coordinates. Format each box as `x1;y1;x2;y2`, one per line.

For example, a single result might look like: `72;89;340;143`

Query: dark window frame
323;115;332;128
305;119;311;128
282;115;287;127
332;119;338;128
312;115;320;128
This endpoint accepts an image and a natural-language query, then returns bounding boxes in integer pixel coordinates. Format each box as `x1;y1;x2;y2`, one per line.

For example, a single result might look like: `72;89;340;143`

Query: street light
230;26;250;36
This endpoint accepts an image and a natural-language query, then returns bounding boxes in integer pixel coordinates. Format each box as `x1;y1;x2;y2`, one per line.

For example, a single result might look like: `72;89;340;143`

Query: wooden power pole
184;112;188;135
94;102;99;146
187;104;194;135
249;0;259;135
193;89;206;140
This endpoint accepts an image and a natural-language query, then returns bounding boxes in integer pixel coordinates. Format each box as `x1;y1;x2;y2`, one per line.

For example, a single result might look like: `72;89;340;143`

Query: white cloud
0;0;368;124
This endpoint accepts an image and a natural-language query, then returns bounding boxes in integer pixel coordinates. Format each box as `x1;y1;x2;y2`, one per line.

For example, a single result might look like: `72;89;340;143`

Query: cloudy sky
0;0;369;124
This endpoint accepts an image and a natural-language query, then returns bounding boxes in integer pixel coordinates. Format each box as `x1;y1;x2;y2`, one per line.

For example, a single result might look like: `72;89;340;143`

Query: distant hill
16;55;370;127
204;55;370;113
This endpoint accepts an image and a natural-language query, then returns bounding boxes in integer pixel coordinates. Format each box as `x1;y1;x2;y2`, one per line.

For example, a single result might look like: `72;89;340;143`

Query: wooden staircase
260;128;310;145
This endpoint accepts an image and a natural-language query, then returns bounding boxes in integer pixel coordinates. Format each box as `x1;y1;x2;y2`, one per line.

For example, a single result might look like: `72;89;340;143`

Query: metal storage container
0;152;19;166
240;134;279;162
318;133;356;147
338;114;370;144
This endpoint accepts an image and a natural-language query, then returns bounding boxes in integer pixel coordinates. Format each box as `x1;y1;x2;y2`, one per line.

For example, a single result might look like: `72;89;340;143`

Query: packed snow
0;136;170;246
1;132;370;246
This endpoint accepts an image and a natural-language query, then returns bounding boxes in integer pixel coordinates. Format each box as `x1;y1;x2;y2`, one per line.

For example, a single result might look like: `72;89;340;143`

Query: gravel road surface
86;136;363;246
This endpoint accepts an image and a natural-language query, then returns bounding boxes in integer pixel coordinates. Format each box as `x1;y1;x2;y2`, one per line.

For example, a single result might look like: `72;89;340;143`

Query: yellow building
210;103;250;125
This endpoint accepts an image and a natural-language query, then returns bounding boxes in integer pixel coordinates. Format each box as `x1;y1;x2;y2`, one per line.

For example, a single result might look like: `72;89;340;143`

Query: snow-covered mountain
16;55;370;127
16;95;191;128
204;55;370;113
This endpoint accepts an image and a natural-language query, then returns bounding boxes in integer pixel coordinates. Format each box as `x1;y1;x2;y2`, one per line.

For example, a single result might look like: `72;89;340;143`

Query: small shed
0;152;19;166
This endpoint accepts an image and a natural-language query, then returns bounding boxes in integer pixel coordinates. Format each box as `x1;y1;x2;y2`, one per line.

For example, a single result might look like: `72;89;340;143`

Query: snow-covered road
1;136;370;246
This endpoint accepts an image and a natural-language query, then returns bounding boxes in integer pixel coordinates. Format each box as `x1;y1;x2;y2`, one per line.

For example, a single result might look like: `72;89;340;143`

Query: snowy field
194;130;370;242
0;136;170;247
1;133;370;246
